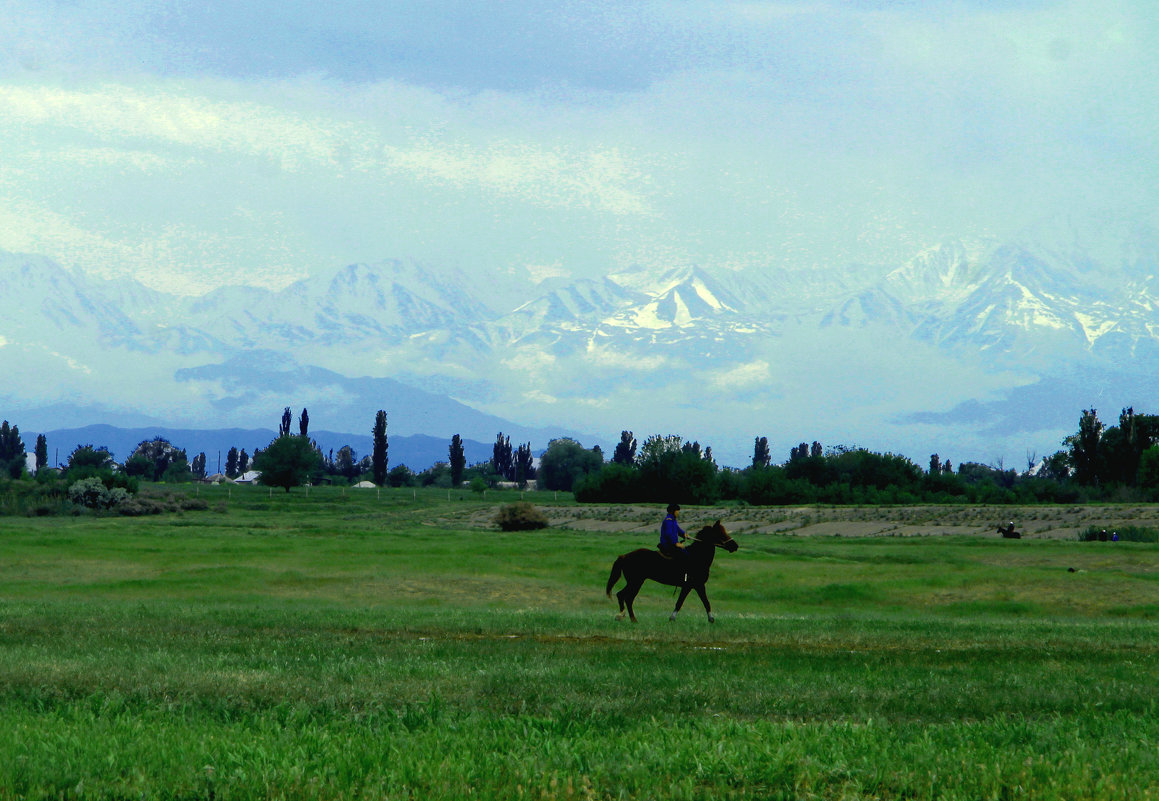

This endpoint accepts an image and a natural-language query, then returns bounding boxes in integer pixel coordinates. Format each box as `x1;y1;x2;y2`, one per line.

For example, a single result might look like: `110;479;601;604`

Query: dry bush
495;502;549;531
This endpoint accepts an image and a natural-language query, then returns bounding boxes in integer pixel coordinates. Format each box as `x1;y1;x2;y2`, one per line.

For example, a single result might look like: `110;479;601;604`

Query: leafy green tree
238;449;250;475
1066;409;1104;485
35;434;47;472
161;458;193;483
449;434;466;487
752;436;770;469
388;464;414;487
127;437;187;482
612;431;637;465
191;452;206;480
255;435;323;492
635;434;683;470
537;438;603;492
124;453;153;479
1039;451;1071;482
279;407;292;437
335;445;360;481
419;462;453;488
573;463;640;503
299;408;309;438
372;411;388;485
225;447;240;479
1138;446;1159;495
633;434;719;504
63;444;136;493
66;444;113;473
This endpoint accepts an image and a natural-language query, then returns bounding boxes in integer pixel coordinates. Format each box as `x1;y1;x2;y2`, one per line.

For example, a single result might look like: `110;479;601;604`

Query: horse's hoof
669;612;678;622
615;612;626;622
708;614;715;624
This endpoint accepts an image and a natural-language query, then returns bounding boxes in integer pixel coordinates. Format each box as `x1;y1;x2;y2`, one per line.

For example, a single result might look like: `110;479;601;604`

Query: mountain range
3;215;1158;468
35;424;494;473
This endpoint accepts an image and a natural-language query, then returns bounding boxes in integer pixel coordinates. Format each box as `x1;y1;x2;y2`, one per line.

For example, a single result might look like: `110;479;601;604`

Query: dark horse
605;520;738;623
997;522;1022;539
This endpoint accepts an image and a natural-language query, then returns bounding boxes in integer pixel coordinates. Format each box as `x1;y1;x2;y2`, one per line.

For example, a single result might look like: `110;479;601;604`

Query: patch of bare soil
458;503;1159;540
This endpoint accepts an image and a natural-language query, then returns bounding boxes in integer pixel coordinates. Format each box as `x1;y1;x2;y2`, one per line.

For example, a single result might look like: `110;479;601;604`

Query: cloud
584;344;668;372
501;349;557;373
710;360;771;391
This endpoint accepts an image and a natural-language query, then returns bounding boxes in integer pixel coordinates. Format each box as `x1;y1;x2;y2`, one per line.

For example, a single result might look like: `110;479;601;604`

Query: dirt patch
451;503;1159;540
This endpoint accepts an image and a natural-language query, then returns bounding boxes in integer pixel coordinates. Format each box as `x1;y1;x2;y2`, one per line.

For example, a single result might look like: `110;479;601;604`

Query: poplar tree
612;431;637;465
515;442;535;487
449;434;466;487
492;432;513;480
372;410;388;485
752;436;770;469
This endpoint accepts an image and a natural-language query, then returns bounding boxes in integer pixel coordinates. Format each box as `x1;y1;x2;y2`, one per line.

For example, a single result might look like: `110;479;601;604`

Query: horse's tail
606;554;625;598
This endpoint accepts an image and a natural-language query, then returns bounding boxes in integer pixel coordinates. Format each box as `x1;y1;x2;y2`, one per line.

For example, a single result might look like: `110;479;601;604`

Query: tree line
564;408;1159;505
5;405;1159;508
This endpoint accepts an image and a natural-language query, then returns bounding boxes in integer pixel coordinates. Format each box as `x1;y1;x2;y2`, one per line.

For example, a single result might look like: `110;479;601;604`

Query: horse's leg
669;584;693;622
622;578;645;623
616;577;644;625
614;585;627;621
694;585;714;623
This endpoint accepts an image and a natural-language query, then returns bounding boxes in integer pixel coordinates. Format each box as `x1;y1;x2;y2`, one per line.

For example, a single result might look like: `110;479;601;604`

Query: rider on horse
659;503;686;558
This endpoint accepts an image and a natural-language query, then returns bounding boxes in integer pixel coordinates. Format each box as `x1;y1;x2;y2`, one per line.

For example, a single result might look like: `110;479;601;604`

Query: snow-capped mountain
0;252;141;346
4;220;1159;466
178;259;495;349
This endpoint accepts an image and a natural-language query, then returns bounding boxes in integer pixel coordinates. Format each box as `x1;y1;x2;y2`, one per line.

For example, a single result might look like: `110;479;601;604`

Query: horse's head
696;520;738;552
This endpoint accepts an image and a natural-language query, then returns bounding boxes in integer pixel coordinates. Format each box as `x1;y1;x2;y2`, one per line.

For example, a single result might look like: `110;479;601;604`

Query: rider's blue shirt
659;514;685;548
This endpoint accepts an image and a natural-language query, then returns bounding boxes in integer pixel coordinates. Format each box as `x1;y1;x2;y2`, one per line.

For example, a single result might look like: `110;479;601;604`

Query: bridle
690;526;737;550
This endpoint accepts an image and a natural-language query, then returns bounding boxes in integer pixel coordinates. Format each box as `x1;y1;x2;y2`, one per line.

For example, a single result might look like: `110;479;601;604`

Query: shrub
67;477;113;509
495;502;549;531
117;497;169;516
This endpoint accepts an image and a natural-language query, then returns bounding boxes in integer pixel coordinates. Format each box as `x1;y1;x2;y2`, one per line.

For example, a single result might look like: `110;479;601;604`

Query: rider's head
666;503;680;516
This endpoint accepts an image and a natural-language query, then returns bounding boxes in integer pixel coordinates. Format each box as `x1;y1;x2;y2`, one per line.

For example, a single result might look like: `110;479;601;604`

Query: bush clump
495;502;549;531
117;493;212;516
67;478;130;510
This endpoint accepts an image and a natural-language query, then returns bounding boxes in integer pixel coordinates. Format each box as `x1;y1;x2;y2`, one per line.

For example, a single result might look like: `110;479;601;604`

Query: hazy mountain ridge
34;424;495;472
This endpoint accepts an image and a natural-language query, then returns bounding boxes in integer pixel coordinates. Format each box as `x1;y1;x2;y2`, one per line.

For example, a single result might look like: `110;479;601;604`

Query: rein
690;530;736;549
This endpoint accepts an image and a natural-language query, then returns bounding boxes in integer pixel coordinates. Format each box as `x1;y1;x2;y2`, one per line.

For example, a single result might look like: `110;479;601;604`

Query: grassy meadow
3;486;1159;799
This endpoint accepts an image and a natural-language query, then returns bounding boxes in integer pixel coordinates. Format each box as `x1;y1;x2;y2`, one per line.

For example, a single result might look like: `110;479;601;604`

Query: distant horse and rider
606;503;738;623
997;521;1021;539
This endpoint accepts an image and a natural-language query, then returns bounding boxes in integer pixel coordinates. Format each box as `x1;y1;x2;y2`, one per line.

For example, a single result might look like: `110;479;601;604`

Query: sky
3;0;1158;467
2;0;1155;295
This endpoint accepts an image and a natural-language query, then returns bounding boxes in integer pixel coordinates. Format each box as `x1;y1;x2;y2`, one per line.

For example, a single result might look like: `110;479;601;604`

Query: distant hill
36;424;495;471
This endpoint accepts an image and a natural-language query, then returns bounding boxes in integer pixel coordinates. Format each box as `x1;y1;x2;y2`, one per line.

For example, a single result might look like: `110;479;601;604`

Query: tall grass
1;486;1158;799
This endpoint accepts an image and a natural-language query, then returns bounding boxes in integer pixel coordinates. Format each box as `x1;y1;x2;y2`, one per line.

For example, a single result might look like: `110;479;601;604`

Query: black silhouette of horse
605;520;738;623
997;522;1021;539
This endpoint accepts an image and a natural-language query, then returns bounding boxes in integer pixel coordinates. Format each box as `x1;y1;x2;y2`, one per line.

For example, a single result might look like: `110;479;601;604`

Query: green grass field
3;486;1159;799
